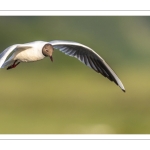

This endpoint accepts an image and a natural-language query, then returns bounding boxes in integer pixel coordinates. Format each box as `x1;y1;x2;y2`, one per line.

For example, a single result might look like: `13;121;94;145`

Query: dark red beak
50;56;53;62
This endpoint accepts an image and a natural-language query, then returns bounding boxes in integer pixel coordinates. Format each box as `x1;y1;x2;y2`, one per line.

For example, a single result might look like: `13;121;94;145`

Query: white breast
14;46;45;62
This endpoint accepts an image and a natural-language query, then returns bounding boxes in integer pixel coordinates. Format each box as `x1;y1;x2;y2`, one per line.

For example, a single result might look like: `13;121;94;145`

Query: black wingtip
122;89;126;93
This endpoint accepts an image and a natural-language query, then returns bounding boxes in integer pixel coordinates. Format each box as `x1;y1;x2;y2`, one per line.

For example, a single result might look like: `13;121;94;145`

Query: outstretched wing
0;44;32;68
0;44;18;68
49;40;125;92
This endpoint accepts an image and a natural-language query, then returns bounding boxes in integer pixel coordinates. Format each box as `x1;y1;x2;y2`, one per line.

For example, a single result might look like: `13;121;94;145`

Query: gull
0;40;125;92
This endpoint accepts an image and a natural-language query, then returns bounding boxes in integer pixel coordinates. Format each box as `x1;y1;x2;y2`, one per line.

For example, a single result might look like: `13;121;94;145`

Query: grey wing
49;40;125;92
0;44;18;68
0;44;32;68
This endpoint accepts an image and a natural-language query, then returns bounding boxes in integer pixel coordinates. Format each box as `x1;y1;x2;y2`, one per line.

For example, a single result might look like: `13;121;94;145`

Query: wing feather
0;44;33;68
49;40;125;92
0;45;18;68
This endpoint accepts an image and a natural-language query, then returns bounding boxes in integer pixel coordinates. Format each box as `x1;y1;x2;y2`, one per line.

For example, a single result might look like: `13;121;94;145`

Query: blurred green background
0;16;150;134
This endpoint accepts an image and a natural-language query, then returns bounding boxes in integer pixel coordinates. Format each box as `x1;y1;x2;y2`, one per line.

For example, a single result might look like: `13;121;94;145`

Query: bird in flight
0;40;125;92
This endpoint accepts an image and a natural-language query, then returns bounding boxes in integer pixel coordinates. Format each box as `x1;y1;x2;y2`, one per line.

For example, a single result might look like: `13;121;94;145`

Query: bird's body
1;41;47;67
0;40;125;92
13;43;44;62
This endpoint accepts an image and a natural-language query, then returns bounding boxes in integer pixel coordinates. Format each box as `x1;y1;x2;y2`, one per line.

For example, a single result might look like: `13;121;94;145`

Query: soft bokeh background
0;16;150;134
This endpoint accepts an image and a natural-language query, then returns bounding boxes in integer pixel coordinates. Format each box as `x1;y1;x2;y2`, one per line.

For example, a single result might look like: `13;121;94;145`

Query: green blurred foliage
0;16;150;133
